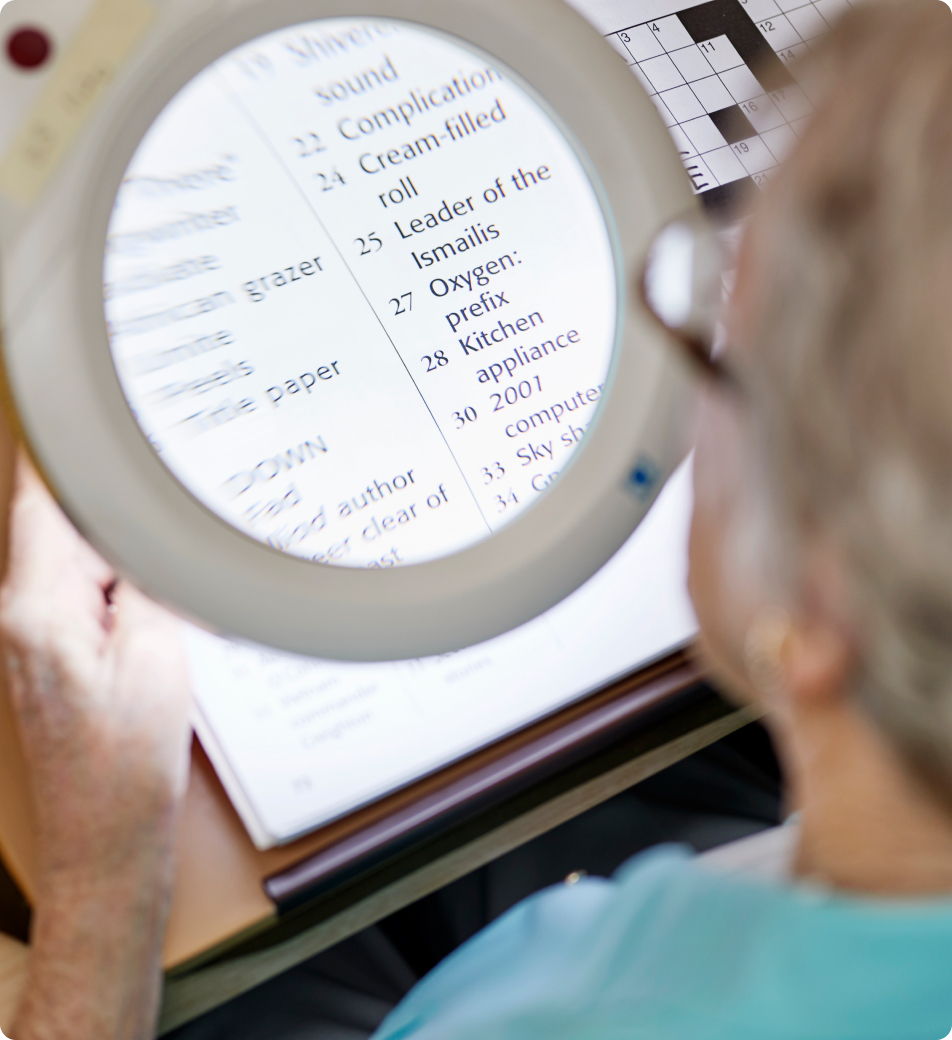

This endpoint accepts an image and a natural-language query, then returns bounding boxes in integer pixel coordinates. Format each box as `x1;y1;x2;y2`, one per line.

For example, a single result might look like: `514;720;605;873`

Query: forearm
13;838;176;1040
0;461;193;1040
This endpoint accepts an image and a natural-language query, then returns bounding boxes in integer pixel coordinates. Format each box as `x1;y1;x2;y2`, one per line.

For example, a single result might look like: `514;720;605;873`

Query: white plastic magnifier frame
1;0;696;661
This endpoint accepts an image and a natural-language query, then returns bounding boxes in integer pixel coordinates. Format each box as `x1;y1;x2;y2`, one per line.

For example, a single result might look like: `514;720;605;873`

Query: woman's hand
0;458;192;1040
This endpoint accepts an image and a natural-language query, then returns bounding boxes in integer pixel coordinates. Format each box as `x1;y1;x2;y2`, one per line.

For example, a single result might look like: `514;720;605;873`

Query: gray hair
741;0;952;797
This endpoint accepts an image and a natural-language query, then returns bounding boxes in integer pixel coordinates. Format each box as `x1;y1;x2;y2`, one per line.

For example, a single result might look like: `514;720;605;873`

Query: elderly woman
4;0;952;1037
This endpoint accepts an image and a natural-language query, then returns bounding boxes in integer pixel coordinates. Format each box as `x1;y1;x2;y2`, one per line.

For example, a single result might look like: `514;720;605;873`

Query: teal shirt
374;846;952;1040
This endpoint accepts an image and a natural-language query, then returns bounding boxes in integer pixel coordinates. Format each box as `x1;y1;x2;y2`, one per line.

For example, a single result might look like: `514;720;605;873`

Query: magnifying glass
0;0;695;660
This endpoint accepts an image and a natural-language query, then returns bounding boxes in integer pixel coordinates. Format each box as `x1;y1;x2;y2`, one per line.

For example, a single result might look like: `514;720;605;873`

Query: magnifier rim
4;0;696;660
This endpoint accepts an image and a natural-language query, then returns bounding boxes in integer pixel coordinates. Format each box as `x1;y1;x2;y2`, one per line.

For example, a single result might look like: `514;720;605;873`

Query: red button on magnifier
6;27;52;70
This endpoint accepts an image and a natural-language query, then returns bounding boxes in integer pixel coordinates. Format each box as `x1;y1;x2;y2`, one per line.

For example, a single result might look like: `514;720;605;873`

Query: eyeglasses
639;212;743;395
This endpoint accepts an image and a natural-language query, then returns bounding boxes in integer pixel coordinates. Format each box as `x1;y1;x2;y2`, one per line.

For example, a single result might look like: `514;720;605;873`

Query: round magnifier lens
103;17;617;569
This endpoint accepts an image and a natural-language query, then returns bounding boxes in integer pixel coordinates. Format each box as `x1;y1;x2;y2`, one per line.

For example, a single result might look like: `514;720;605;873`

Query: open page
185;0;838;848
187;461;696;849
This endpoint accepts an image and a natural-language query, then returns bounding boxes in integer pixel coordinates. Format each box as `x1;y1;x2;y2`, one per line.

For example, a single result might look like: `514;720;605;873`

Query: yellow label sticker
0;0;155;207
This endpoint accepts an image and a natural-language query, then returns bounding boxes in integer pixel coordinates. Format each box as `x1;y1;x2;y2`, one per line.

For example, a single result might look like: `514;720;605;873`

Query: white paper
184;0;839;847
186;459;697;847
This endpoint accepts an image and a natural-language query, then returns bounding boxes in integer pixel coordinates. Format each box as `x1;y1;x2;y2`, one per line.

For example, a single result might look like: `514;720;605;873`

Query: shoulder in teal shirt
374;845;952;1040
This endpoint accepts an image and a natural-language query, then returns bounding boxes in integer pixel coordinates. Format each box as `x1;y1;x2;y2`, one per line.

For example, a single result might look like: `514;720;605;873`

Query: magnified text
104;18;617;567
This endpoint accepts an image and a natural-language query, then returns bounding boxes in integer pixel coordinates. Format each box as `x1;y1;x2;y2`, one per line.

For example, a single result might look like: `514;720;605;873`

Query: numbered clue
104;17;617;567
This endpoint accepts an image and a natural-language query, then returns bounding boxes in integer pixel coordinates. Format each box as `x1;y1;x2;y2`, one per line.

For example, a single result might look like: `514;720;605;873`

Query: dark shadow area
378;719;782;977
0;852;30;942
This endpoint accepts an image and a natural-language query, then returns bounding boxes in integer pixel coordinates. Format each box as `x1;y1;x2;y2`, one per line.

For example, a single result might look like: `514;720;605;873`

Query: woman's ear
745;606;853;712
782;620;854;708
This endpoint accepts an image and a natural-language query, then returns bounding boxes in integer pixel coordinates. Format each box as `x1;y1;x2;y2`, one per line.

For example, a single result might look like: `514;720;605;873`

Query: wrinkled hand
1;458;191;878
0;458;192;1040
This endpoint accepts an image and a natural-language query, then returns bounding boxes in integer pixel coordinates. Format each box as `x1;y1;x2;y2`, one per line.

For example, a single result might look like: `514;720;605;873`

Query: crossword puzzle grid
607;0;855;200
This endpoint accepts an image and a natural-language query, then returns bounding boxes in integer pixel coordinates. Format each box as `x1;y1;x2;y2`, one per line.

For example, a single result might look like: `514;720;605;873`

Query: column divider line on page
222;79;494;534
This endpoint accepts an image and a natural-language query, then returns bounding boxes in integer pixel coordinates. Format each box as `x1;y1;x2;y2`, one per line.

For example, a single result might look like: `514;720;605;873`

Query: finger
109;583;190;704
10;456;115;588
107;582;193;792
110;582;183;646
2;454;116;647
0;408;17;585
